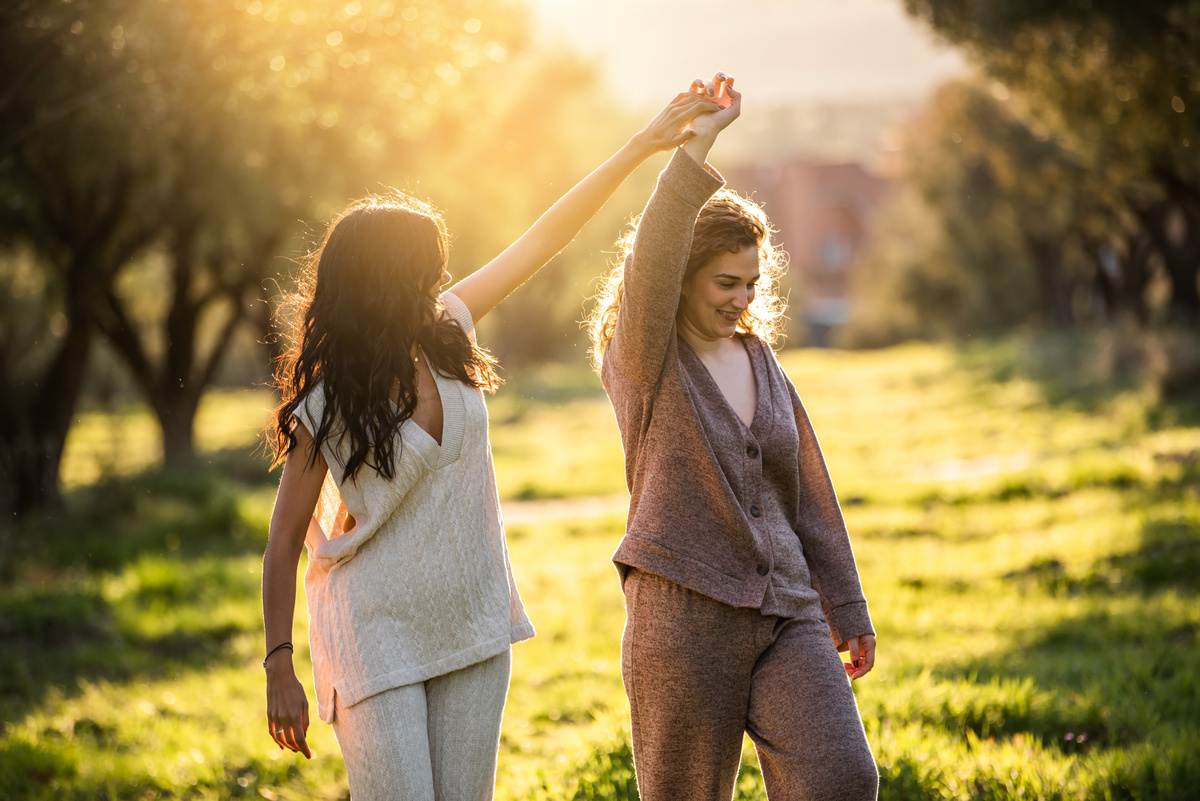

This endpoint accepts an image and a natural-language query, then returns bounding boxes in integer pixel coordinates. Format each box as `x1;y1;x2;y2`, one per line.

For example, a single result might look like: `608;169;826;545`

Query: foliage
0;0;640;514
887;0;1200;334
843;79;1129;345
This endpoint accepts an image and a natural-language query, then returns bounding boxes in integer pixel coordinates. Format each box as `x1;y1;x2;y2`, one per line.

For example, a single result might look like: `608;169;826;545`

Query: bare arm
450;93;719;323
262;422;327;759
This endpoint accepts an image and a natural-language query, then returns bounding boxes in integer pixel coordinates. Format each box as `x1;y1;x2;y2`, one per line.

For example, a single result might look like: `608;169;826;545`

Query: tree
0;0;551;507
0;0;168;513
903;0;1200;323
89;0;540;465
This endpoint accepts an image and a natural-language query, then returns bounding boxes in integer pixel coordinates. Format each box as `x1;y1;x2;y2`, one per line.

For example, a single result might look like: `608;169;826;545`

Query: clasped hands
633;72;741;155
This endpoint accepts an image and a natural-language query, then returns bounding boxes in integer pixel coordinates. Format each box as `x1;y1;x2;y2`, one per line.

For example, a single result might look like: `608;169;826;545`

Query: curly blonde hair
587;189;788;369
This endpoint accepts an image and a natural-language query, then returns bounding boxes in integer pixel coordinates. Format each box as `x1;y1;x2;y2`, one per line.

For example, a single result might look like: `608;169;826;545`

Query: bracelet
263;641;293;668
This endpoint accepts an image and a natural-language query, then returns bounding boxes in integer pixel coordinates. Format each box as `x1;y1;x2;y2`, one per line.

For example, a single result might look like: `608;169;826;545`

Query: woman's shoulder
293;381;327;427
439;291;474;338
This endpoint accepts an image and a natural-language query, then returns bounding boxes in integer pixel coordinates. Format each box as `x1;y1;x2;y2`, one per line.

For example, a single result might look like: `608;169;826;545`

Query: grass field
1;337;1198;800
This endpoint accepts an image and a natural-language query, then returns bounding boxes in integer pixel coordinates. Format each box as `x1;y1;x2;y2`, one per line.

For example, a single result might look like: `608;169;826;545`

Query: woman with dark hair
588;74;879;801
260;89;717;799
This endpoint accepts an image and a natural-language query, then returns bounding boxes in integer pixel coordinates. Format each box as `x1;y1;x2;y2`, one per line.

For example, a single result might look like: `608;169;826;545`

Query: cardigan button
750;505;761;517
746;444;759;458
756;564;769;576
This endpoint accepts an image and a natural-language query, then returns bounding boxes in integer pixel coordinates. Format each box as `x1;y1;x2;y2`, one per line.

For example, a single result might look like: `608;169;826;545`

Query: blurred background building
729;159;893;345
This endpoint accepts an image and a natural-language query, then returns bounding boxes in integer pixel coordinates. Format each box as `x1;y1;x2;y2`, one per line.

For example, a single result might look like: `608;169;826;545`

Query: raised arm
262;422;327;760
605;76;741;387
449;92;719;323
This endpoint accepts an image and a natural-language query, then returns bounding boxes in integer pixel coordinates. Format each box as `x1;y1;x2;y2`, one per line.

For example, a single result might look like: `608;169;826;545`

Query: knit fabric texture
293;292;535;723
601;149;873;648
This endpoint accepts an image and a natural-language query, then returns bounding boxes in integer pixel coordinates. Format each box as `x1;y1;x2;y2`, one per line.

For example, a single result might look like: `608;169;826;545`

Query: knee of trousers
841;750;880;801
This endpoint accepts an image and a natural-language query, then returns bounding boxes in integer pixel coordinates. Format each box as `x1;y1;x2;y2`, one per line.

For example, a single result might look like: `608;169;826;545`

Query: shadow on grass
0;447;277;581
0;448;274;723
892;513;1200;799
1003;514;1200;598
0;735;335;801
954;330;1200;428
908;451;1200;513
0;553;257;723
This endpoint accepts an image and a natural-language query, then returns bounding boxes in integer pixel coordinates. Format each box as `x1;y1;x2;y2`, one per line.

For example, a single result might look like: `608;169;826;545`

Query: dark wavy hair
268;193;500;481
588;188;787;368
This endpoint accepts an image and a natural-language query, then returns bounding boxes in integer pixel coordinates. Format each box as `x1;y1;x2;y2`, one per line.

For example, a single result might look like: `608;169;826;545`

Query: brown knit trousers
621;569;878;801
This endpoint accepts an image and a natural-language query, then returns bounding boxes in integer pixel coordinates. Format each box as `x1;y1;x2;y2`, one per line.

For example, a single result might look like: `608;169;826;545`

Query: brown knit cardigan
601;149;873;649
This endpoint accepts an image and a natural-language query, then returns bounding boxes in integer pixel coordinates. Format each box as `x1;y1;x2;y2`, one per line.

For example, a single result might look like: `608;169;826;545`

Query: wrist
263;640;294;669
264;651;295;676
681;133;716;165
624;131;657;162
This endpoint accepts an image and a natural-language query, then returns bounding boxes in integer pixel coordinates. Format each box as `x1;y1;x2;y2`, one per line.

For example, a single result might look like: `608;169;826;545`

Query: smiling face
678;247;761;342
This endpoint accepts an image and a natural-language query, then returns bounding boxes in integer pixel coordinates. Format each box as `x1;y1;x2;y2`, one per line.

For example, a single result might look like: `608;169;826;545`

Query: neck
676;318;734;358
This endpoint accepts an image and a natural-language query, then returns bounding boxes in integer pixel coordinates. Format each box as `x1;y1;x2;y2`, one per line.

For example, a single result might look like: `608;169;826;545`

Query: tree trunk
157;392;199;468
1025;233;1074;326
1161;208;1200;324
1121;231;1155;324
1144;170;1200;325
98;223;261;470
1;431;64;515
0;299;94;515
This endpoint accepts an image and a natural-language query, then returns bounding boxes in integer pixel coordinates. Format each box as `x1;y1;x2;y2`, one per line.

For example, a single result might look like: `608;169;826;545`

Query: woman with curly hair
259;88;718;799
588;74;879;801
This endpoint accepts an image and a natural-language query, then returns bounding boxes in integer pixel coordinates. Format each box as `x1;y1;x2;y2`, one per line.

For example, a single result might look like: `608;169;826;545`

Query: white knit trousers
332;649;512;801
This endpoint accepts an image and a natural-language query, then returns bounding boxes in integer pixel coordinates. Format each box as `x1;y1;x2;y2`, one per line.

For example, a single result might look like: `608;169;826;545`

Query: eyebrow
715;273;761;281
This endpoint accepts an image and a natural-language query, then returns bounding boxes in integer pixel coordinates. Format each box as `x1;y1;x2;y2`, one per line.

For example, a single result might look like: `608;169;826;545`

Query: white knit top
292;292;535;723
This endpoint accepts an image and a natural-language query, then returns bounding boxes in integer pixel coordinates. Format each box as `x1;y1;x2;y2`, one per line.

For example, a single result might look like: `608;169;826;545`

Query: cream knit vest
292;292;534;723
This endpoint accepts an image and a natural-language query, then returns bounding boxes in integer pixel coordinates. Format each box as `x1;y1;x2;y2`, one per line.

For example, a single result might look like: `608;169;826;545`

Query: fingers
267;704;311;756
281;723;300;753
290;725;312;759
846;635;876;681
861;636;877;673
269;719;289;750
844;637;862;679
270;719;311;758
665;129;698;148
688;72;735;109
671;96;719;122
300;704;312;759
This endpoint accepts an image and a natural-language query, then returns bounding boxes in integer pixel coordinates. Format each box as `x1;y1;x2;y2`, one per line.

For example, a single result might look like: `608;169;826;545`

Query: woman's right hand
266;657;312;758
680;73;740;166
684;73;741;142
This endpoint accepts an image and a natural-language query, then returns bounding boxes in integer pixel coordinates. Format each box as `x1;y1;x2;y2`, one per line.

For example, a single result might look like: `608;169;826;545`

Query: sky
527;0;967;107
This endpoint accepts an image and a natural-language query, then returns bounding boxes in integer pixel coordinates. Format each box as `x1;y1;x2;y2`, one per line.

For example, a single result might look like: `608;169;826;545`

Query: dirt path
500;493;629;525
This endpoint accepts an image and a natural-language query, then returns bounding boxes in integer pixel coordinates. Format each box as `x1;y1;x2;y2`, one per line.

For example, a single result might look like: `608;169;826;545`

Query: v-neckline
395;350;466;470
681;335;763;432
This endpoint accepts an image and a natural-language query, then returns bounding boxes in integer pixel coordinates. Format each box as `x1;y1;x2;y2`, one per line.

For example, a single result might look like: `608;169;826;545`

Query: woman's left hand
844;634;876;680
631;90;722;156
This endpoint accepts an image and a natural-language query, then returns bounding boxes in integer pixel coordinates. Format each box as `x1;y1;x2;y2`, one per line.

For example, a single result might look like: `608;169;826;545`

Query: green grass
2;337;1198;799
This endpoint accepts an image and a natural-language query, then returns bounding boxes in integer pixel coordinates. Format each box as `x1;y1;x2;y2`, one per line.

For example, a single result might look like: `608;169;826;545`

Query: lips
718;310;740;321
